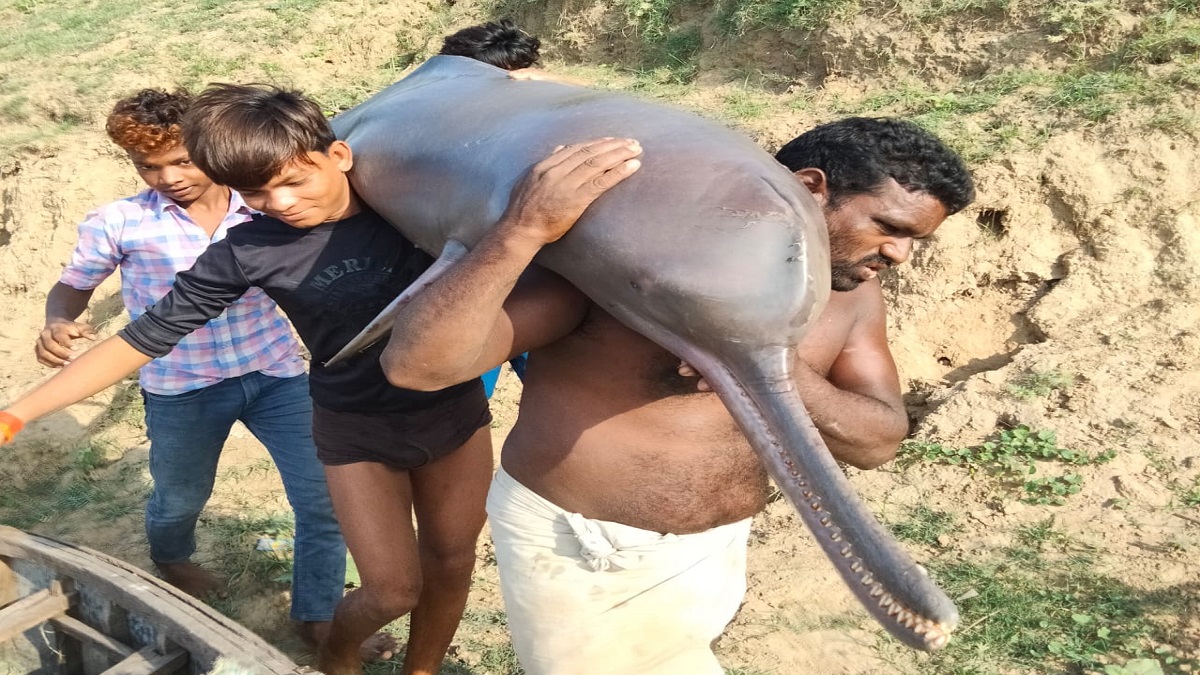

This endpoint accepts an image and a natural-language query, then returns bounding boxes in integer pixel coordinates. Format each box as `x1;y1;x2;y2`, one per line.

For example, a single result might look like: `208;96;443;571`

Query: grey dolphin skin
328;55;959;650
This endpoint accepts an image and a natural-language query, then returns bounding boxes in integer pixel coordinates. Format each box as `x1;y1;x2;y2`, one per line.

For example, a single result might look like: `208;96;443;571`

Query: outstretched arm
2;241;253;445
382;137;642;390
4;336;153;433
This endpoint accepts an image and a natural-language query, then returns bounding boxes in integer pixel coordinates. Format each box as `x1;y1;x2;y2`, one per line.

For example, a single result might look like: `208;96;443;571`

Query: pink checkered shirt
59;188;305;395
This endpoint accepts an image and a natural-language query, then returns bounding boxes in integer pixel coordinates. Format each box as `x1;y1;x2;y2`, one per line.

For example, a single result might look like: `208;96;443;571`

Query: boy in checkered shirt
30;88;347;648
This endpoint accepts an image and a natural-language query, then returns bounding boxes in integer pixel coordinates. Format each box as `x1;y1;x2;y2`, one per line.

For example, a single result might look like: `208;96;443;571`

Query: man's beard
829;254;892;292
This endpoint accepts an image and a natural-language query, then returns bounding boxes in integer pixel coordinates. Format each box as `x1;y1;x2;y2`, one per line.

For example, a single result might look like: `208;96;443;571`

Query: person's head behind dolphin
439;19;541;71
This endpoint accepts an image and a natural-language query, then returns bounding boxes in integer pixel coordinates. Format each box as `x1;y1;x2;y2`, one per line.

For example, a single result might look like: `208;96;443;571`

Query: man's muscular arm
794;282;907;469
381;138;642;390
680;281;907;469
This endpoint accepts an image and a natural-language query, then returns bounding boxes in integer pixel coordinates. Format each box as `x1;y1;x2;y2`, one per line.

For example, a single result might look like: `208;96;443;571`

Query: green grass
905;521;1196;674
900;425;1116;505
1007;369;1076;399
205;512;298;585
717;0;859;34
889;505;959;547
0;0;147;62
0;470;146;531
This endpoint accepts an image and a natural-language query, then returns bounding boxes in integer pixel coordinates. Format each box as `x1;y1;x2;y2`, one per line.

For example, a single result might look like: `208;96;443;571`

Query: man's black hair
775;117;975;215
439;19;541;71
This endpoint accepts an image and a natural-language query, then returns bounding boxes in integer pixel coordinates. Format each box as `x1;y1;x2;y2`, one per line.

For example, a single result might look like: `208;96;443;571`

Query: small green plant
1023;473;1084;505
1007;369;1075;399
900;425;1115;504
1181;478;1200;507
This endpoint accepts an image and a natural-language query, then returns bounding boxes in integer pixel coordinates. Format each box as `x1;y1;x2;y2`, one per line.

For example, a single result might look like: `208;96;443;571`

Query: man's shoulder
821;278;886;323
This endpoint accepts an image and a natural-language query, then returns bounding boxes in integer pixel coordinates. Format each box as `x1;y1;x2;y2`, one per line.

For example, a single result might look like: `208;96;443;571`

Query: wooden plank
99;646;187;675
0;558;16;606
51;614;135;659
0;526;297;673
0;587;70;642
78;587;133;675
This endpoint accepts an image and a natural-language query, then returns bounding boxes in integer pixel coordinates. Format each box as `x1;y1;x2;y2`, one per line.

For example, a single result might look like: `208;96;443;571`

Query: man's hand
499;138;641;247
677;361;712;392
36;319;98;368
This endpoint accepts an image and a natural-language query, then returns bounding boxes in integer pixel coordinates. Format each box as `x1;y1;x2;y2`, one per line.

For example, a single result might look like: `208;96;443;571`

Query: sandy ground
1;0;1199;673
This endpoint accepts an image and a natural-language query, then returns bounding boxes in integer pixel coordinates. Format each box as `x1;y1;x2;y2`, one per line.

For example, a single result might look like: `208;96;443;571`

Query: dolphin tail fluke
325;240;470;367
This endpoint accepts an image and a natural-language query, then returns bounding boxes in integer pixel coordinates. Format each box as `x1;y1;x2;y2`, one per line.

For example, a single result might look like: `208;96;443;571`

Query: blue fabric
142;372;346;622
483;354;529;398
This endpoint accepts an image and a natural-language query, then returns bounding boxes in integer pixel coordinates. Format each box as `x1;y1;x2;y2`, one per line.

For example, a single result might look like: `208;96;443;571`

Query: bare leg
156;561;226;598
318;462;422;675
404;427;493;675
300;621;396;664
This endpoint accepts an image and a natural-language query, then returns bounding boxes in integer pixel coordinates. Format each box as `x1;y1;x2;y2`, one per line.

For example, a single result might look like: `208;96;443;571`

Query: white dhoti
487;466;752;675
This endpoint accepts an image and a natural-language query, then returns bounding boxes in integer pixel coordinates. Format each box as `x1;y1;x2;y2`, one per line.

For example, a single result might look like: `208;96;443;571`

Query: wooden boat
0;526;303;675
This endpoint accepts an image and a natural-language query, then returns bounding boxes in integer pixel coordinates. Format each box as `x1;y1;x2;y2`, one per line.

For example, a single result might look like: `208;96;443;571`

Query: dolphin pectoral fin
707;349;959;651
324;240;470;367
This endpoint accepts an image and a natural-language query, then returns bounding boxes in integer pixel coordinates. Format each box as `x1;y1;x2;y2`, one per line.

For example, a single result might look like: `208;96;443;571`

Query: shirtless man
379;118;975;673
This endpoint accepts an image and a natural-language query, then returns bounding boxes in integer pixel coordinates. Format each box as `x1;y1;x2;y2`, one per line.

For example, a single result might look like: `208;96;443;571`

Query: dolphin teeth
860;573;875;586
819;516;832;527
887;604;902;617
829;531;842;542
868;585;884;598
801;490;813;499
849;561;864;573
879;596;894;610
840;545;853;558
913;623;929;635
810;501;823;511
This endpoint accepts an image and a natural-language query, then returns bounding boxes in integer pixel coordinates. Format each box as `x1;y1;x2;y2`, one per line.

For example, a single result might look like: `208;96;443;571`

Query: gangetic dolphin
328;55;959;650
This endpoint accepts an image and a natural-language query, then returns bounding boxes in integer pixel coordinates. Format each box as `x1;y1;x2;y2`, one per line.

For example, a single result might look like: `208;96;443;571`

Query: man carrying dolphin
382;116;974;674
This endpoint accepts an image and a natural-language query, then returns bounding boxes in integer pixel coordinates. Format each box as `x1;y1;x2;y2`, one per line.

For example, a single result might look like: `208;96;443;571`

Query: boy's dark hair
182;83;336;188
106;88;192;156
775;117;975;215
439;19;541;71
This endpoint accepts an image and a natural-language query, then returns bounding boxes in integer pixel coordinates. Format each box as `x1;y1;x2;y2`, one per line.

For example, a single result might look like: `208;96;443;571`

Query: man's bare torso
502;282;875;534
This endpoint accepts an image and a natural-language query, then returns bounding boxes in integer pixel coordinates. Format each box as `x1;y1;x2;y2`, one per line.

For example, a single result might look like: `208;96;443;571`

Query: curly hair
439;19;541;71
775;117;975;215
105;88;193;156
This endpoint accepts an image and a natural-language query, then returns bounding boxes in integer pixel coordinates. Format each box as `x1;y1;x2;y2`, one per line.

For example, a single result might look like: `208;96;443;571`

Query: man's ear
329;140;354;172
793;168;829;206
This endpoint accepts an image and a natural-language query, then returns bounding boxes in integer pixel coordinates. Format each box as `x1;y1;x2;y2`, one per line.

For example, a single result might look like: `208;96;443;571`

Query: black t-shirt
120;209;478;413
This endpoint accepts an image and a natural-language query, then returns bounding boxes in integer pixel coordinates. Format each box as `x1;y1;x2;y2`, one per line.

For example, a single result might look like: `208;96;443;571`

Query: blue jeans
142;372;345;622
483;354;528;398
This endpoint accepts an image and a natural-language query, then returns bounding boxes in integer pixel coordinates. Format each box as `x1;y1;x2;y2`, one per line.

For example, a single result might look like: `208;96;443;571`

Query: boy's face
235;141;357;229
127;144;215;206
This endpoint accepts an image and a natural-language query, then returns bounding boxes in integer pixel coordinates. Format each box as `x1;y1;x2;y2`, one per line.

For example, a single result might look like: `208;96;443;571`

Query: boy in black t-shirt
0;83;640;675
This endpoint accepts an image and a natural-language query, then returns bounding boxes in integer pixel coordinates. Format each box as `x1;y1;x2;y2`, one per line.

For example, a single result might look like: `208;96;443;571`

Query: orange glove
0;412;24;445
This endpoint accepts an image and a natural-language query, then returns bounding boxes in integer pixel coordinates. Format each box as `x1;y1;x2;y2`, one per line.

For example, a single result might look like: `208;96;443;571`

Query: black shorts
312;382;492;470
